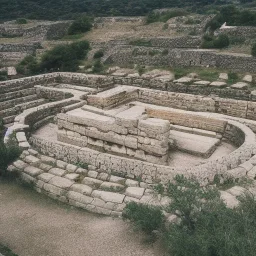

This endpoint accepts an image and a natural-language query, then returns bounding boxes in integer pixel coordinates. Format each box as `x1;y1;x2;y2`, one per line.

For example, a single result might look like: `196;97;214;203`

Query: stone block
24;155;40;166
220;191;239;209
23;166;44;177
82;177;103;187
125;179;139;187
44;183;66;196
125;187;145;199
92;190;125;204
88;170;98;179
49;168;67;177
100;182;125;192
65;173;80;181
13;160;27;170
67;191;93;205
40;155;56;166
70;184;93;195
49;176;74;189
109;175;126;184
38;173;55;183
56;160;67;169
66;164;77;172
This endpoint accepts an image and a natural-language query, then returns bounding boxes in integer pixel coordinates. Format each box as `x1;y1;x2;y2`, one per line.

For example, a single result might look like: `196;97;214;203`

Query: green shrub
123;202;165;235
16;55;39;75
16;18;27;24
93;49;104;59
252;43;256;57
68;15;93;35
146;9;188;24
0;134;21;175
228;72;239;83
202;34;229;49
39;40;90;73
0;70;8;81
92;59;104;73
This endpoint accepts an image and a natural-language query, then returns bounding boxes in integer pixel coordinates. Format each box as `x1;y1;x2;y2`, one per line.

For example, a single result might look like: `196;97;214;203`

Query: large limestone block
210;81;227;88
67;191;93;205
24;155;40;166
43;183;66;196
13;160;27;170
16;132;27;142
82;177;103;187
226;186;247;197
23;166;44;177
173;77;193;83
220;191;239;209
38;173;55;182
49;168;67;177
92;190;125;203
230;82;248;90
40;155;56;166
138;118;170;137
125;187;145;199
100;182;125;192
49;176;74;189
70;184;93;195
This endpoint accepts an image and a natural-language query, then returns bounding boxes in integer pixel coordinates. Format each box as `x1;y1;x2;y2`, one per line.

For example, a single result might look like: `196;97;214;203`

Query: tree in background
68;15;93;35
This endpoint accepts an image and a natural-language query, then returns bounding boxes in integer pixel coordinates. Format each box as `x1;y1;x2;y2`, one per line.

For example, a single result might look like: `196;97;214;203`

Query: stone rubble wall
105;46;256;72
215;25;256;39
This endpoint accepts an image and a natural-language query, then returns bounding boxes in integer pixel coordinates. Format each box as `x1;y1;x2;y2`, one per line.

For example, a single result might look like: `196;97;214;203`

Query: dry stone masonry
2;71;256;217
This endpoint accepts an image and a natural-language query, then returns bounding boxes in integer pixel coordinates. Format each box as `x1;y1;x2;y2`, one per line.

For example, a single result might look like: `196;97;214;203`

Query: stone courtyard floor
0;179;165;256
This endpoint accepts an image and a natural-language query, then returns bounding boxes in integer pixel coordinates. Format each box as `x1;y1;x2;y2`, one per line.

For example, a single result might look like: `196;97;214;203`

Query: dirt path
0;179;165;256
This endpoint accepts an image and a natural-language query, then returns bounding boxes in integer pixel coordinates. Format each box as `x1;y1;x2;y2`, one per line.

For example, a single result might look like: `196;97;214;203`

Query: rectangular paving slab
170;130;220;158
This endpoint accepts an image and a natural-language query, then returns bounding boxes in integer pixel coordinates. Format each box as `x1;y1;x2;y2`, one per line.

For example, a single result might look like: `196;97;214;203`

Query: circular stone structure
2;72;256;215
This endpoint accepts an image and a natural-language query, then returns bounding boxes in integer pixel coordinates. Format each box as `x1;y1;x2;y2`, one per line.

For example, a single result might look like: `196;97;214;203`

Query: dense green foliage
124;175;256;256
16;55;39;75
0;70;8;81
16;18;27;24
206;5;256;31
202;34;230;49
123;202;165;234
252;43;256;57
0;0;231;21
17;41;90;74
93;49;104;59
146;9;188;23
68;15;93;35
0;134;21;176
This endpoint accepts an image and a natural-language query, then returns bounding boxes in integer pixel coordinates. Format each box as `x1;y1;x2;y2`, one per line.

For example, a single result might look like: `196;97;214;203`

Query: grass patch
0;244;18;256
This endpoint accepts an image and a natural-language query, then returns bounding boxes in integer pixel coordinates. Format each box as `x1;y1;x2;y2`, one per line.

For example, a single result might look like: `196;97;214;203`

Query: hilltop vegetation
0;0;252;21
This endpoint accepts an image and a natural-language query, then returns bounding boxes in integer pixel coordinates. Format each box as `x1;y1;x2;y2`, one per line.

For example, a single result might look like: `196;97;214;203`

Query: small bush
0;134;21;175
146;9;188;24
92;59;104;73
0;70;8;81
202;34;229;49
228;72;239;83
16;55;39;75
252;43;256;57
93;49;104;59
162;49;169;55
68;15;93;35
123;202;165;235
16;18;27;24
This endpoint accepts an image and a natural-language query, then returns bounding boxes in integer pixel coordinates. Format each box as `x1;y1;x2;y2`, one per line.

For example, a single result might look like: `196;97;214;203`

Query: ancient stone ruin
1;70;256;216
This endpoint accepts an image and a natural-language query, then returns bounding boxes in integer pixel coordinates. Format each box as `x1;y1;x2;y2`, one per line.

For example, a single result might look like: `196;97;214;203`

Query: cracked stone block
92;190;125;204
125;187;145;199
67;191;93;205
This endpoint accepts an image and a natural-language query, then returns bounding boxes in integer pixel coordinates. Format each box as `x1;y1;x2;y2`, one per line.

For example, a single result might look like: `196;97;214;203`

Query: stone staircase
0;86;48;125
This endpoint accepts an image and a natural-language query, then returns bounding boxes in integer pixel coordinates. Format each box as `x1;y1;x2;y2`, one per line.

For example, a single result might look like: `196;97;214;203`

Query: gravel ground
0;179;166;256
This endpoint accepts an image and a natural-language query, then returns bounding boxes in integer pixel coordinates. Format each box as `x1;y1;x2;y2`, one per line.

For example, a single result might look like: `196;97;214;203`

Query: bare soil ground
0;179;166;256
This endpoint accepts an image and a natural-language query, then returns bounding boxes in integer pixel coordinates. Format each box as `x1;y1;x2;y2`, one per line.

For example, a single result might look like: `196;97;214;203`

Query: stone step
0;99;47;118
56;84;97;93
0;94;39;110
0;88;36;102
170;130;220;158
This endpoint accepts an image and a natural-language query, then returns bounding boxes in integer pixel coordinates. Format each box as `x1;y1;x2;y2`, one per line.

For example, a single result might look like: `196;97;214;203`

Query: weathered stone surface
38;173;55;182
70;184;93;195
231;82;248;90
210;81;227;88
24;155;40;165
40;155;56;166
226;186;247;197
66;164;77;172
125;187;145;199
243;75;253;83
44;183;65;196
174;77;193;83
64;173;80;181
56;160;67;169
125;179;139;187
49;168;67;177
82;177;103;187
23;166;44;177
13;160;27;170
109;175;125;184
219;73;228;80
92;190;125;203
67;191;93;204
248;166;256;179
16;132;26;142
220;191;239;209
88;170;98;178
49;176;74;189
100;182;124;192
